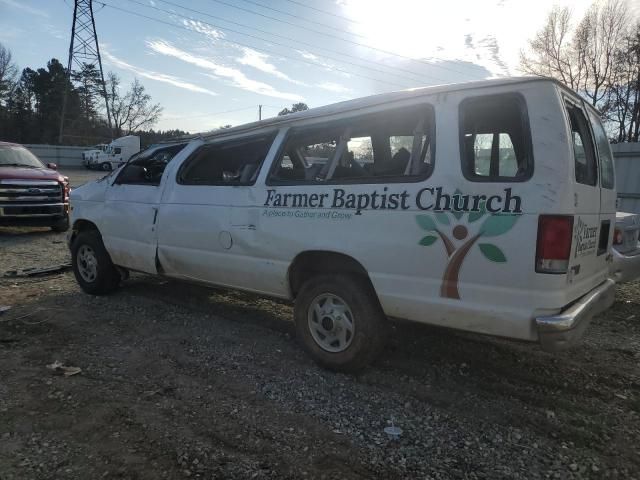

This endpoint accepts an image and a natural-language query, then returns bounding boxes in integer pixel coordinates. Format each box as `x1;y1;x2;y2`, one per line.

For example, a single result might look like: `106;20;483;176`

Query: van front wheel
71;231;120;295
294;274;387;372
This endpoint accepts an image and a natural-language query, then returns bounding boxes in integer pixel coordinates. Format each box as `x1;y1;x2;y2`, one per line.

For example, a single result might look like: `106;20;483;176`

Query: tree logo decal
415;194;519;299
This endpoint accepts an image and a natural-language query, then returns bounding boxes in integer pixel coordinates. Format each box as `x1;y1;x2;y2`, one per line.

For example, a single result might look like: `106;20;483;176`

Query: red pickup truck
0;142;70;232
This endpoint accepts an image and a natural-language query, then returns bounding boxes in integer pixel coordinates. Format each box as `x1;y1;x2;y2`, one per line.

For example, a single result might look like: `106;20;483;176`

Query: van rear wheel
294;274;387;372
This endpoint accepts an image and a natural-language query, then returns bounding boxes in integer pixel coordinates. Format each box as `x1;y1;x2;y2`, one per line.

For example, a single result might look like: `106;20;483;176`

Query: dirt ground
1;170;639;479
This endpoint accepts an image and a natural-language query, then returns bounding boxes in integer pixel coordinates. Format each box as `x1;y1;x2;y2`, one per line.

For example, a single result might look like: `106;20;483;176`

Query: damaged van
69;77;617;372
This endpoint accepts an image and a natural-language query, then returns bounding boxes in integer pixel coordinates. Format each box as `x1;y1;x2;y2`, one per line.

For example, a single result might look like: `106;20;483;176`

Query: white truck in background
82;144;108;168
86;136;141;171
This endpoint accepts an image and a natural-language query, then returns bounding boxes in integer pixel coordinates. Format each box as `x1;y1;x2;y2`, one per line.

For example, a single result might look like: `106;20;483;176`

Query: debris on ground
0;306;11;315
46;361;82;377
2;263;71;278
383;421;403;441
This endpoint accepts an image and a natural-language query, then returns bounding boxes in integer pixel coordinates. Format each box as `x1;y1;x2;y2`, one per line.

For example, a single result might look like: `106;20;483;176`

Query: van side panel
154;80;609;343
247;82;578;341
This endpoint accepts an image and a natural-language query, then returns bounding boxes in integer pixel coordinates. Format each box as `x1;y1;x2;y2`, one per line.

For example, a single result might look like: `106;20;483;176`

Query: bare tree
0;43;18;105
520;6;586;90
107;72;162;136
520;0;628;109
577;0;628;107
607;24;640;142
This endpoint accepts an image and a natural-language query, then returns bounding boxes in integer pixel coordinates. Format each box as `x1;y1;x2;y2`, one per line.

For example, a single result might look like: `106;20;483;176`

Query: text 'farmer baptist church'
264;187;523;215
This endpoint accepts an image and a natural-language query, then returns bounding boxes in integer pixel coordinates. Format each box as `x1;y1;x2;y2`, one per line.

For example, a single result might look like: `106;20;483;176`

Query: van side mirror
116;165;146;184
47;163;57;170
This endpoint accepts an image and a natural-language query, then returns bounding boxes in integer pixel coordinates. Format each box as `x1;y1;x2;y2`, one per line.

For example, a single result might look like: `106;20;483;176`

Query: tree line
0;43;185;146
521;0;640;142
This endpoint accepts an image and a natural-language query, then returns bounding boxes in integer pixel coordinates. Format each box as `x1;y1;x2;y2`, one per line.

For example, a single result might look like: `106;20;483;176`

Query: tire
71;231;120;295
294;274;387;373
101;162;112;171
51;216;70;233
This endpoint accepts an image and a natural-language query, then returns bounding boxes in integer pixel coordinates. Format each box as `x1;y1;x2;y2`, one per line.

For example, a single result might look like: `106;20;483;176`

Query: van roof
180;76;587;142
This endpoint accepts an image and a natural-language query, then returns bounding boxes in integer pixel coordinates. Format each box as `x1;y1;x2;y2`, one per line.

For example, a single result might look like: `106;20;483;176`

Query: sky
1;0;639;133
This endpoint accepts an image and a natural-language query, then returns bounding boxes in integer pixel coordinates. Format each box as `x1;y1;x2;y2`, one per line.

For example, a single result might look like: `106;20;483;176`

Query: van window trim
563;96;599;187
265;102;436;187
458;92;534;183
586;108;615;190
176;131;278;187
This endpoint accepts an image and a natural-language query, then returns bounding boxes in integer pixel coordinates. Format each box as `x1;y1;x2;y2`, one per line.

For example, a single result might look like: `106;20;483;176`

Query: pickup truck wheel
294;274;387;373
51;216;69;233
101;162;112;171
71;232;120;295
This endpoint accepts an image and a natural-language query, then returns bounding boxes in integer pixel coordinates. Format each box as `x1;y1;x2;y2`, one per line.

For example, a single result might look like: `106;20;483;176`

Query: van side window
179;133;275;186
566;104;597;186
588;111;614;189
268;104;434;184
459;94;532;182
116;143;187;186
113;147;122;155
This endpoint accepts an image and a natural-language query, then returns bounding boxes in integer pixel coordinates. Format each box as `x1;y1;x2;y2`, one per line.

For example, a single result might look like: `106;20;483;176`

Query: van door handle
152;207;158;225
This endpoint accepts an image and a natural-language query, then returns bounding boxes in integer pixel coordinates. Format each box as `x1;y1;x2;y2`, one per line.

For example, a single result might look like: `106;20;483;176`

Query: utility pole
258;104;262;121
59;0;112;144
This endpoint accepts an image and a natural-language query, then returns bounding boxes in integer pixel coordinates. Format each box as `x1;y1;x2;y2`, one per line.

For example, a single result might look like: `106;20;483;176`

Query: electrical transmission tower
59;0;112;144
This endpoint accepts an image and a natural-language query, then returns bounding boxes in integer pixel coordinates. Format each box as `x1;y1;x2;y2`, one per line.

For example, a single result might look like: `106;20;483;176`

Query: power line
148;0;441;84
206;0;487;80
234;0;367;38
97;1;410;89
280;0;362;25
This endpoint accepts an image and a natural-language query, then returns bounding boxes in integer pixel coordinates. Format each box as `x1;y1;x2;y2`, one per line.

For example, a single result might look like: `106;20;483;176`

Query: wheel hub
308;294;355;353
77;245;98;283
321;316;334;331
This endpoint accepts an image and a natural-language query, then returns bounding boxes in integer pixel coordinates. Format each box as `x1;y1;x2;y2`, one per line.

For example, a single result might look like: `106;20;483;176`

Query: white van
69;77;617;371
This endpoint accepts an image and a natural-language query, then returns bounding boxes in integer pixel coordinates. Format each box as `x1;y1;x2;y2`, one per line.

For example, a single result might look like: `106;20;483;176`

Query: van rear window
588;110;614;189
566;104;597;186
459;94;532;182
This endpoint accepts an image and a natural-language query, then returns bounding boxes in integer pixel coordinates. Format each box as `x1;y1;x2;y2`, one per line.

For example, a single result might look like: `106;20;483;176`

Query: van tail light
613;228;623;246
536;215;574;274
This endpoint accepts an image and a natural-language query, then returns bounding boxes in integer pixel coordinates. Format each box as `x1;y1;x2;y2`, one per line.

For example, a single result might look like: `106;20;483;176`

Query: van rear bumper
535;278;615;351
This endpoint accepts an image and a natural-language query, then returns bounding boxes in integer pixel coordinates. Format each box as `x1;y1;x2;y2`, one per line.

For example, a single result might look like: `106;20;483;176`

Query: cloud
0;0;48;17
317;82;352;94
237;47;306;85
0;25;23;42
44;24;66;40
296;50;351;78
182;19;225;41
103;51;218;97
147;40;303;101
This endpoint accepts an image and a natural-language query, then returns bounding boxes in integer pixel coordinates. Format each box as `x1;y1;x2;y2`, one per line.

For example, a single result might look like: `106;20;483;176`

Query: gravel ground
0;170;639;479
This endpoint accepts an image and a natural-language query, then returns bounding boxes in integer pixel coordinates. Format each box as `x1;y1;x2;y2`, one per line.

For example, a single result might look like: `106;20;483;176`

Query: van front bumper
535;278;616;351
611;247;640;284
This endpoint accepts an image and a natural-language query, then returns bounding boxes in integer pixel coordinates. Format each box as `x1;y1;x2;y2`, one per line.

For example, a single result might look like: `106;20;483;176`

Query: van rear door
565;99;608;291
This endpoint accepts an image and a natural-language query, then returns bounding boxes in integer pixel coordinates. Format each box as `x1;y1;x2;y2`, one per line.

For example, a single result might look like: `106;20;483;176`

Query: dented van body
69;77;616;371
